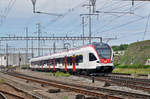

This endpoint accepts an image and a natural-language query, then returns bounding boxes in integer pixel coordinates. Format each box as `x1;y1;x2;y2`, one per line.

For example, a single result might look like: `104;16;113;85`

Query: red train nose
100;59;111;64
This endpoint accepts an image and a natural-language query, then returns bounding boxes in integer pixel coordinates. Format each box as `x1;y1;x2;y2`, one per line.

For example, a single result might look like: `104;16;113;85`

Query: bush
55;72;70;77
112;44;128;51
114;64;150;69
21;65;30;69
0;79;5;84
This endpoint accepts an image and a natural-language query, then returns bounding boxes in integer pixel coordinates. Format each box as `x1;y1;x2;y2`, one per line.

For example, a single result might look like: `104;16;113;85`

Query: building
113;51;125;56
145;59;150;65
0;53;33;67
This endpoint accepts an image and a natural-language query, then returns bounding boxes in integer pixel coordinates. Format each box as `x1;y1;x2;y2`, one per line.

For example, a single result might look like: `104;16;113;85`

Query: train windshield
94;43;111;59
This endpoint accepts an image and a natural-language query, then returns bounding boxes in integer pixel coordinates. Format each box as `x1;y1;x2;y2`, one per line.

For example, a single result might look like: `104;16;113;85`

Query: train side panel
29;43;114;74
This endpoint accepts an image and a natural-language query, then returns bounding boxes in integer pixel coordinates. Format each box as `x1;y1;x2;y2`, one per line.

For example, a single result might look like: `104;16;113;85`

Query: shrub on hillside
114;64;150;69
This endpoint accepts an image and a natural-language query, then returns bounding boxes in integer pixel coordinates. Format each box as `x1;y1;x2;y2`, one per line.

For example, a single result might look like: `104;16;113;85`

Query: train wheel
81;71;88;76
76;71;81;75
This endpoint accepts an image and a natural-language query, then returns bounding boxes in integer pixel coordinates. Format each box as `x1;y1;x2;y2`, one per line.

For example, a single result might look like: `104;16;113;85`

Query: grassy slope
113;68;150;74
118;40;150;65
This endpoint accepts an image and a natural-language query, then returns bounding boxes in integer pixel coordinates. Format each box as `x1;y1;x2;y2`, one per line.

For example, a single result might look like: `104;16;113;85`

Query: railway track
0;92;7;99
109;75;150;83
5;72;123;99
111;73;148;77
4;72;150;99
94;76;150;92
80;74;150;93
0;90;24;99
107;76;150;86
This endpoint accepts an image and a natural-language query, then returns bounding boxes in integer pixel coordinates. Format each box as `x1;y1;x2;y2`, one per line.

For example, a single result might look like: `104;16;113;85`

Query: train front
93;42;114;74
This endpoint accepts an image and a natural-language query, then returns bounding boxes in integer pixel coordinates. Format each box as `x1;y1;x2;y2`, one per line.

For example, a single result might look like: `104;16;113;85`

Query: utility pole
49;48;51;54
32;40;34;58
82;17;85;45
89;0;92;44
18;51;21;68
31;0;36;13
81;0;97;44
31;0;62;16
6;43;8;68
0;41;1;66
41;40;44;56
25;27;28;64
0;40;1;52
53;42;56;53
37;23;41;56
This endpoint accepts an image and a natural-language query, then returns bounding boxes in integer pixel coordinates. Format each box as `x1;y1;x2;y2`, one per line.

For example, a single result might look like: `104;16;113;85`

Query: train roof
30;42;110;62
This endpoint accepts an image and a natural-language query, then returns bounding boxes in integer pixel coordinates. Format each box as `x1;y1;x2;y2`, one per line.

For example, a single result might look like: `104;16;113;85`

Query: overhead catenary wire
143;13;150;40
42;0;88;30
67;0;145;37
39;0;88;38
28;0;147;39
0;0;150;55
65;0;131;36
98;16;147;34
118;30;150;39
94;1;145;31
93;2;146;35
0;0;16;26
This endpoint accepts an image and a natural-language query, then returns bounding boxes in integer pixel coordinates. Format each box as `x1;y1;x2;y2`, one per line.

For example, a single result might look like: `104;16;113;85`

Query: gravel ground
0;72;79;99
0;84;21;99
16;69;150;97
0;82;35;99
109;73;149;79
16;69;105;87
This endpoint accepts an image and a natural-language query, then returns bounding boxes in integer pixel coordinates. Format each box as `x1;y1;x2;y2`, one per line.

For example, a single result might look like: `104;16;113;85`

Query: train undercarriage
31;66;114;76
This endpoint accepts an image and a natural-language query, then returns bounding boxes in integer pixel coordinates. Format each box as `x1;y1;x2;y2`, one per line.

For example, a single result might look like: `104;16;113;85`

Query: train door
48;59;51;71
65;56;67;72
53;58;55;72
76;54;84;69
72;55;76;72
88;53;98;69
38;61;40;71
41;61;43;71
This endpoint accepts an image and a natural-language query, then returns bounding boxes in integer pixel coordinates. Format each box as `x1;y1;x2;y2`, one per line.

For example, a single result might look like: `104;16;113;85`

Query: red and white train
29;42;114;75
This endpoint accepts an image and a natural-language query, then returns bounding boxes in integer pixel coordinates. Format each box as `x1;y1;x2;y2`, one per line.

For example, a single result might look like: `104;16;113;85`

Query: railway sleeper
7;72;150;99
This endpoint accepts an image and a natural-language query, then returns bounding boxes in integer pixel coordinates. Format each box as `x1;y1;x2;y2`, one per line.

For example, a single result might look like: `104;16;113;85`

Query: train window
89;53;97;61
33;61;38;65
31;62;34;65
94;43;111;59
60;58;65;65
43;60;48;65
56;58;60;64
76;55;83;63
55;58;57;65
67;57;72;65
55;58;63;65
50;59;53;65
39;61;42;65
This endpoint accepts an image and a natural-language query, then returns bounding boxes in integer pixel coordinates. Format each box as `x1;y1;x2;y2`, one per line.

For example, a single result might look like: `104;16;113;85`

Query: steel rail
0;90;24;99
109;75;150;82
111;73;148;76
6;72;150;99
94;77;150;92
5;72;122;99
4;83;42;99
0;92;7;99
108;76;150;86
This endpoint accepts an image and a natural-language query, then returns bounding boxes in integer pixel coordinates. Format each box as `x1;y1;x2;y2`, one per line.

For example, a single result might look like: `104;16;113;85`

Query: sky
0;0;150;55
